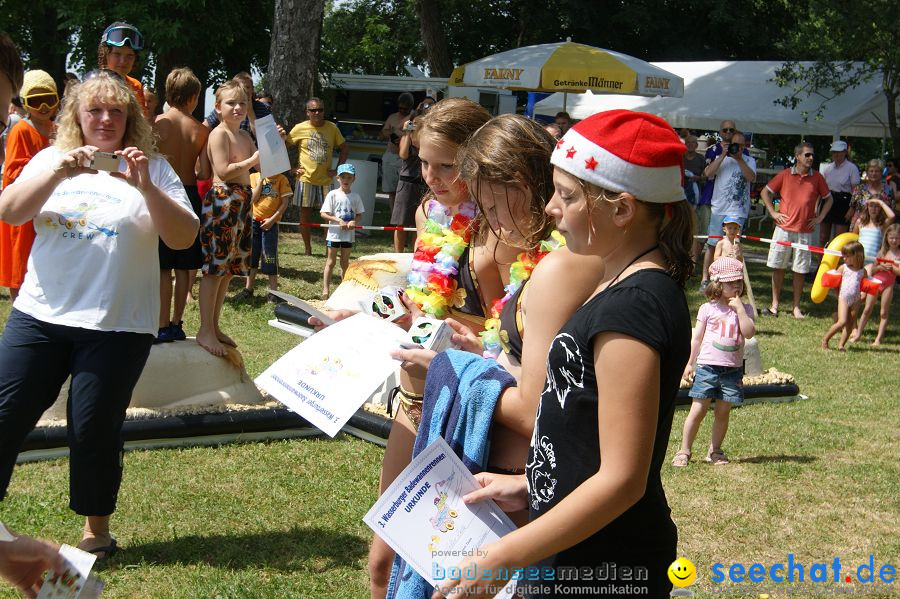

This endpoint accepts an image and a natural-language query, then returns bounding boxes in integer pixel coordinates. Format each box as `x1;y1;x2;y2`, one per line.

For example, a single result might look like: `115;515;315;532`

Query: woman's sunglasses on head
101;26;144;51
83;69;127;84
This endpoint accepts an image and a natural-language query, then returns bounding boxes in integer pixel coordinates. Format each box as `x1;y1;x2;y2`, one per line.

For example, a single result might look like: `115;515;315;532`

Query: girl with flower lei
373;115;605;598
398;113;604;501
404;197;477;318
368;98;518;599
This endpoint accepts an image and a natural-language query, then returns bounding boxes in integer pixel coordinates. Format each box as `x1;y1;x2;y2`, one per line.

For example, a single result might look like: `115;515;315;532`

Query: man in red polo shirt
761;142;832;319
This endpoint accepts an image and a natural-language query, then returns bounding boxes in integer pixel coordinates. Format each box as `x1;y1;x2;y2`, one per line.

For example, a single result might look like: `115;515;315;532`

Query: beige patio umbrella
449;40;684;109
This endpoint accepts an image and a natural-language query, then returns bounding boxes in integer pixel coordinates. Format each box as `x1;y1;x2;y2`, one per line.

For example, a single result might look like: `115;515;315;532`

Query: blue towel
386;349;517;599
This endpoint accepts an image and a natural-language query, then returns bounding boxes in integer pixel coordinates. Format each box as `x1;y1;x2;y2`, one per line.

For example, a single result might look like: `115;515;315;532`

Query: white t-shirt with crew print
10;147;194;335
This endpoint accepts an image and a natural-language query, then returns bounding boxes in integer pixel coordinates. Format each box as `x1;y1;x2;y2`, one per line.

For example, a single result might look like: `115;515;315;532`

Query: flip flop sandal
765;307;779;317
85;537;118;562
671;451;691;467
705;450;729;465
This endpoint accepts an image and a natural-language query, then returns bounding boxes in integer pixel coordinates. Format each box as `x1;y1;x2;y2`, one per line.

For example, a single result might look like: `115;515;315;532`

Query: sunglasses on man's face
803;152;814;158
721;127;735;133
22;93;59;112
307;108;323;113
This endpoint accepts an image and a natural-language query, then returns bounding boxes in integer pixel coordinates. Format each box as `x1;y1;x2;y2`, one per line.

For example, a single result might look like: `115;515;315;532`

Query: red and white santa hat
550;109;686;203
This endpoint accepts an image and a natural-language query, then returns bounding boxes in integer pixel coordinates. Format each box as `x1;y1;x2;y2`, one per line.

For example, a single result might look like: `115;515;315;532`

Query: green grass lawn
0;213;897;598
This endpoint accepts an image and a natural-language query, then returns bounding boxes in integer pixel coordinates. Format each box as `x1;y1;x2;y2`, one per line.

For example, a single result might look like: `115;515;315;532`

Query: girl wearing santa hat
434;110;694;599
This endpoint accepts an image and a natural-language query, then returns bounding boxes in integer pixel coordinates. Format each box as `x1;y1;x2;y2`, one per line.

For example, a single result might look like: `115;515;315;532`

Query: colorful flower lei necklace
480;230;566;359
405;197;478;318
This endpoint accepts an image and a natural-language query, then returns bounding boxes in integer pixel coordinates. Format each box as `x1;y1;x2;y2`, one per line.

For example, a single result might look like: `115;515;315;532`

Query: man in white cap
820;140;860;248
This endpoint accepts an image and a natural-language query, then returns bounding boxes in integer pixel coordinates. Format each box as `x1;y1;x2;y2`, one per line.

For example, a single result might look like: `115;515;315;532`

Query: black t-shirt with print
526;268;690;584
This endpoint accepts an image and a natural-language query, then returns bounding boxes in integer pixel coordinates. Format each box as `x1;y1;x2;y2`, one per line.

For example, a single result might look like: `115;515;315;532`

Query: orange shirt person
0;70;57;299
97;22;148;115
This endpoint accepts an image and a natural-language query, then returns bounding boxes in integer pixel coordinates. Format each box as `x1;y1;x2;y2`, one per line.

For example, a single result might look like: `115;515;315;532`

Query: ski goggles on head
22;92;59;111
101;25;144;51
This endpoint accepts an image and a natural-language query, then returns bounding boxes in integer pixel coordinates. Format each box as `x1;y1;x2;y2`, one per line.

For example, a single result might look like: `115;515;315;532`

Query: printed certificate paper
255;114;291;178
364;439;517;596
256;313;407;437
37;544;103;599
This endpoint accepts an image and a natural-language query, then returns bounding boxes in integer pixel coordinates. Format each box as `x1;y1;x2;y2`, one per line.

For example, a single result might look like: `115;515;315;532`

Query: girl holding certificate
379;115;604;598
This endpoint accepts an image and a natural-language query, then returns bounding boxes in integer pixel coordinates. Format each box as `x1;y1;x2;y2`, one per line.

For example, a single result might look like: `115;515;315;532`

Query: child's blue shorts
689;364;744;403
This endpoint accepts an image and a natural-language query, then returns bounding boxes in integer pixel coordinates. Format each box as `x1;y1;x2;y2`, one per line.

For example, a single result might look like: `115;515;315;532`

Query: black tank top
452;241;486;318
527;269;690;591
498;280;525;362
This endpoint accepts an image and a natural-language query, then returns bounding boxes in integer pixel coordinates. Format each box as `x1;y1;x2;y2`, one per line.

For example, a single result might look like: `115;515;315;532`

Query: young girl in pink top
673;257;756;467
822;241;866;350
853;224;900;346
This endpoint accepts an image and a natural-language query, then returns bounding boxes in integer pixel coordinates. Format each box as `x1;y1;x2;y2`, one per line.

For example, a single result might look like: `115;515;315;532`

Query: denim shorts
689;364;744;403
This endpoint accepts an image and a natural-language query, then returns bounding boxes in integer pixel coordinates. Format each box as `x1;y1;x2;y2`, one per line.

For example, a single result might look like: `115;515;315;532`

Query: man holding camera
390;100;430;251
380;93;414;212
701;126;756;284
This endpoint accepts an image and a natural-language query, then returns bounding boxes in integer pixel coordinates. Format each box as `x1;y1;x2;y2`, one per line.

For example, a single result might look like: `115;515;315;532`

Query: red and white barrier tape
278;222;417;232
699;234;899;265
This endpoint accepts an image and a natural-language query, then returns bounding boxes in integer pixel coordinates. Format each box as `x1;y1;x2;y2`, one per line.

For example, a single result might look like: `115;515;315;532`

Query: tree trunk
887;90;899;158
415;0;453;77
267;0;326;134
28;3;69;91
884;75;899;156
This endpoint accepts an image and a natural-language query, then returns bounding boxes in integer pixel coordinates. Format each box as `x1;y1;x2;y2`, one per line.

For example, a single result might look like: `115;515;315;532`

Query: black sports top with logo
525;269;690;598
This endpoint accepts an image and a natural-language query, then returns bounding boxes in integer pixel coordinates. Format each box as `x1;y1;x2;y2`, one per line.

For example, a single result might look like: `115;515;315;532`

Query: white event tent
535;61;895;139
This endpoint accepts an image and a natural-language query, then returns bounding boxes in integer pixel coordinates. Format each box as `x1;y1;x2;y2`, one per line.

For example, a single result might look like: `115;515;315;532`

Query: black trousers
0;309;153;515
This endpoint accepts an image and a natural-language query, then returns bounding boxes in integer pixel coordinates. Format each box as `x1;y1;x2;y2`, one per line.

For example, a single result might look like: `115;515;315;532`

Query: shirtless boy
197;81;258;356
154;67;211;342
714;216;745;262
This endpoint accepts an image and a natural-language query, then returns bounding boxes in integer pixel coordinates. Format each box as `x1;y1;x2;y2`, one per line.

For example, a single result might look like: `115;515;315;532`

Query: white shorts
766;227;813;274
381;151;402;193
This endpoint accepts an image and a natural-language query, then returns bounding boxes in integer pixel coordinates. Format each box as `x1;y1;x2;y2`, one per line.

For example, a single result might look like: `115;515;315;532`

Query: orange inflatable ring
820;270;842;288
860;277;883;296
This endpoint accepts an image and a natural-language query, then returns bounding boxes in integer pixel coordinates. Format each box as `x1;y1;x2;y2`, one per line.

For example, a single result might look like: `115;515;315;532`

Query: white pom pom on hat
550;109;686;204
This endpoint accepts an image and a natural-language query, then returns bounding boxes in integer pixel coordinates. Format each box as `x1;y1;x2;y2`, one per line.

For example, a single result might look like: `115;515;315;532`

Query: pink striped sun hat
709;257;744;283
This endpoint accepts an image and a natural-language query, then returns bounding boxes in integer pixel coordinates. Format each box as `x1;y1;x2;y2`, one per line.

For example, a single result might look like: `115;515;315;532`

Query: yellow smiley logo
668;557;697;587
